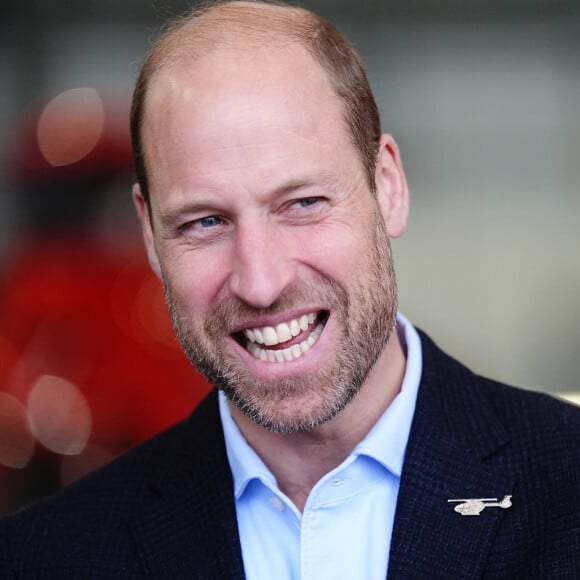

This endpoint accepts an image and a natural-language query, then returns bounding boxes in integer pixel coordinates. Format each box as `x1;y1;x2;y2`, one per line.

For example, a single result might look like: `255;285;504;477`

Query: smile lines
242;312;323;363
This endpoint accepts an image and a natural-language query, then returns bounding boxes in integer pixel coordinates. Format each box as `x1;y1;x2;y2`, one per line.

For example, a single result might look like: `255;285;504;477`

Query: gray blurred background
0;0;578;398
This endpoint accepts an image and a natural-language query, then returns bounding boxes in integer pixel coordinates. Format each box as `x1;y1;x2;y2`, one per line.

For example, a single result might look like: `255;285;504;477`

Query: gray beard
164;210;397;434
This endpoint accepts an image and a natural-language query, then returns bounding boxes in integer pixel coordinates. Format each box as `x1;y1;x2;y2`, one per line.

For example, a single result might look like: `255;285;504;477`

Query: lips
238;311;327;363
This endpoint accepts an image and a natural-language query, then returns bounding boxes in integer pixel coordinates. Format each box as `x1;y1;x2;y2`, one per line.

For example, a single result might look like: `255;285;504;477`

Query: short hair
130;0;381;206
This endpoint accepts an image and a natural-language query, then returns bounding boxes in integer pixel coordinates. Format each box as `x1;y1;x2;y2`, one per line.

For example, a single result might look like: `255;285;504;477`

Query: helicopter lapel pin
448;495;512;516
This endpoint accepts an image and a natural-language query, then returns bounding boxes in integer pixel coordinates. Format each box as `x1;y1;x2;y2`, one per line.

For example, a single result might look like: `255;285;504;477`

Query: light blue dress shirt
218;313;422;579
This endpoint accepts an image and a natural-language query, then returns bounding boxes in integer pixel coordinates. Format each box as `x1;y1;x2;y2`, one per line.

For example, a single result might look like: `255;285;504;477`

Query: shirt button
270;496;285;511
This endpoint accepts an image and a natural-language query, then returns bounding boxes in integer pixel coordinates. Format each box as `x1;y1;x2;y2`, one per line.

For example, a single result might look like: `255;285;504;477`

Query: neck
228;329;407;511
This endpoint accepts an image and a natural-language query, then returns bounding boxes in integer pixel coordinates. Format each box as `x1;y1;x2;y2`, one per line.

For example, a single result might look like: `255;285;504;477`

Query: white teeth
243;312;319;346
247;320;325;363
308;322;323;345
276;322;292;343
262;327;278;346
290;319;300;337
242;312;325;364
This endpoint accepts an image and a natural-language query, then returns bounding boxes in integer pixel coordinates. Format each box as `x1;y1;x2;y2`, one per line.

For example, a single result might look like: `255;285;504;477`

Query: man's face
136;43;407;433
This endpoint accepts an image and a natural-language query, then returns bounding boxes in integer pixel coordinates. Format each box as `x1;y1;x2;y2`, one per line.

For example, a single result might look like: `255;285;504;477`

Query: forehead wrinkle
158;171;339;218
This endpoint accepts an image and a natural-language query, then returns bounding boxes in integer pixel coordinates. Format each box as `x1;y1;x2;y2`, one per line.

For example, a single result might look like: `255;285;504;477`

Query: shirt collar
219;312;422;498
352;312;422;477
219;393;276;498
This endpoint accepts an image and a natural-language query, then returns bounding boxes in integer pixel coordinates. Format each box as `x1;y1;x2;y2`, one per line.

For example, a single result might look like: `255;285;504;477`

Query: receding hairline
145;1;323;80
131;0;382;203
140;2;356;158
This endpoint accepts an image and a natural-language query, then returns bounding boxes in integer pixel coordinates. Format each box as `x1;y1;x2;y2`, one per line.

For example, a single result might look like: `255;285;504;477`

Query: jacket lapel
129;393;246;579
389;332;515;579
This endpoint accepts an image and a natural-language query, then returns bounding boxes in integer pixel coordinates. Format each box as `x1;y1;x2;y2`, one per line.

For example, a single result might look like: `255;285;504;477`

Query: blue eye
197;215;222;228
297;197;320;208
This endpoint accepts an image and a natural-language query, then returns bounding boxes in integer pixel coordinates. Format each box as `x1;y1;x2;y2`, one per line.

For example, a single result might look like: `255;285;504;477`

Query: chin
227;382;352;434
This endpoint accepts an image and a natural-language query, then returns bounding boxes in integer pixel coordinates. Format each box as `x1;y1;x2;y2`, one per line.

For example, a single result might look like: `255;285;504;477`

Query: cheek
163;249;231;316
297;226;368;285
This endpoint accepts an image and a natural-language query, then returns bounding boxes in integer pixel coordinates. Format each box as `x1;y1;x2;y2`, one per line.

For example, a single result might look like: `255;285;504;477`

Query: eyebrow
154;173;338;230
157;200;216;230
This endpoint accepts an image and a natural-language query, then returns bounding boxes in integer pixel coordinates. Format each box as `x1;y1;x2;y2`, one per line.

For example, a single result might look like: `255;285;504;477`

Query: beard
164;208;398;434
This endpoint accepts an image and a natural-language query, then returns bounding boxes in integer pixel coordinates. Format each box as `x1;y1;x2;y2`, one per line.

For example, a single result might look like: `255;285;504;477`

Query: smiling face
135;42;408;433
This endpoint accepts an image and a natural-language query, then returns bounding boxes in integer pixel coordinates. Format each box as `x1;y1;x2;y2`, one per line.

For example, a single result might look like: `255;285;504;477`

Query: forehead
141;41;363;201
145;41;348;143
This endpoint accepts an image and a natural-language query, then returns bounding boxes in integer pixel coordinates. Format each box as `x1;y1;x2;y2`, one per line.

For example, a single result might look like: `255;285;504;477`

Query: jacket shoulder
417;327;580;437
0;392;229;576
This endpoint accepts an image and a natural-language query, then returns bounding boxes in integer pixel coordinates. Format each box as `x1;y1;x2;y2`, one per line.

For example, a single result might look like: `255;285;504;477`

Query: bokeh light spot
37;87;105;167
0;393;35;468
27;375;92;455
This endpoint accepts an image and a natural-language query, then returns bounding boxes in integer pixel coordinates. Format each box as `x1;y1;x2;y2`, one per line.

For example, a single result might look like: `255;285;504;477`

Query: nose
228;221;294;309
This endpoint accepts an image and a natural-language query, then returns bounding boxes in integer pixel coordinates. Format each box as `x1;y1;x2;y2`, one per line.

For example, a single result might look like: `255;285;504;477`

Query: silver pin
448;495;512;516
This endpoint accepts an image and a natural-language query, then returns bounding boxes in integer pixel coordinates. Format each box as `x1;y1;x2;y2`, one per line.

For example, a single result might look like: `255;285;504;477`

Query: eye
281;195;328;225
196;215;223;229
177;214;228;242
294;197;321;209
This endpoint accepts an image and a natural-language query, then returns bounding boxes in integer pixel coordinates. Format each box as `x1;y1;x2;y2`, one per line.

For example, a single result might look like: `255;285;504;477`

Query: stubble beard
164;210;398;434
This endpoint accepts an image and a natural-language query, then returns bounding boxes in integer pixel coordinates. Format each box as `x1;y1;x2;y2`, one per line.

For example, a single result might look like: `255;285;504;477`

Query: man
1;1;578;578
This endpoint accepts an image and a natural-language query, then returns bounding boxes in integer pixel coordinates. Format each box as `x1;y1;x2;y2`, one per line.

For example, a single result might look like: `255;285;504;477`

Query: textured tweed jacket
0;330;579;579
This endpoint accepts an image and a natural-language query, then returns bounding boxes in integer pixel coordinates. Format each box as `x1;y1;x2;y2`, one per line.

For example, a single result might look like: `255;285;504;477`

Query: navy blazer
1;330;579;578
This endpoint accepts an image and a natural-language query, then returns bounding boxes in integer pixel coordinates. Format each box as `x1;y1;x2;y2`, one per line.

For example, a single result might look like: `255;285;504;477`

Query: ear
133;183;162;280
374;134;409;238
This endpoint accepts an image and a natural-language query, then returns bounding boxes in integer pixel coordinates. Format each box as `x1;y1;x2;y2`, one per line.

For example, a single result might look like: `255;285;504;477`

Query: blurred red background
0;88;211;515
